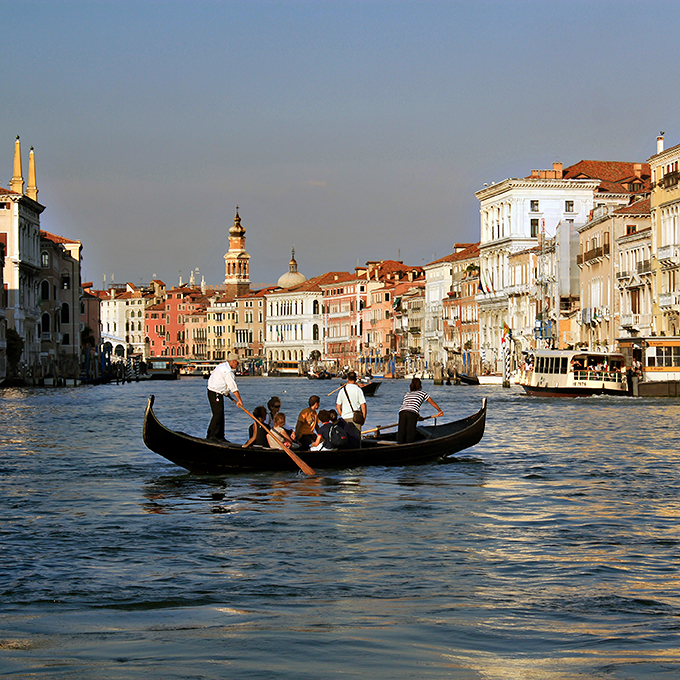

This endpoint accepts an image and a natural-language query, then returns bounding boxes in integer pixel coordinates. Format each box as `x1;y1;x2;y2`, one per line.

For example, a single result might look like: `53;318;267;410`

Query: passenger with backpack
310;410;350;450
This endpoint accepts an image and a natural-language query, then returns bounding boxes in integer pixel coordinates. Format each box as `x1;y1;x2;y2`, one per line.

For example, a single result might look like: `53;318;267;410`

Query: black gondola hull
143;396;487;474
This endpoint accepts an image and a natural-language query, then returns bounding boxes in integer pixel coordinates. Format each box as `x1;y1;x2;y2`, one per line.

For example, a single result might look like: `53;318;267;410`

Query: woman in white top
397;377;444;444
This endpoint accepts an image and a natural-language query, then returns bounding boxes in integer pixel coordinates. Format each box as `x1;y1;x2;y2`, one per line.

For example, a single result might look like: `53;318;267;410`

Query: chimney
531;169;540;178
553;162;563;176
633;163;642;178
657;134;664;154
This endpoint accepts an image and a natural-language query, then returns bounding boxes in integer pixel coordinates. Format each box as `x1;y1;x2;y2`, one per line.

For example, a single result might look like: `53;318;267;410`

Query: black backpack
328;423;349;448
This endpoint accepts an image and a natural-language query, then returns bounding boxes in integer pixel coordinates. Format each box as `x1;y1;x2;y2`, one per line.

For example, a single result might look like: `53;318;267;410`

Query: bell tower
223;207;251;297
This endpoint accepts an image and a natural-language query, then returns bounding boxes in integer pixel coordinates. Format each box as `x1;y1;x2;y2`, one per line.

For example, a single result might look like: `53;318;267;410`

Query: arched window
41;312;51;333
313;324;319;340
313;300;319;315
60;303;70;324
40;280;50;301
41;251;49;268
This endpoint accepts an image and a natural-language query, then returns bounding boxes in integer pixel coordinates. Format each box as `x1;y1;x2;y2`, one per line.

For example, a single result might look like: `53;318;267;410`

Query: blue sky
3;0;679;288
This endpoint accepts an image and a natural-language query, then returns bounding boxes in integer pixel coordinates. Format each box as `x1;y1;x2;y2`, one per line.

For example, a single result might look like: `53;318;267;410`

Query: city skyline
2;0;679;288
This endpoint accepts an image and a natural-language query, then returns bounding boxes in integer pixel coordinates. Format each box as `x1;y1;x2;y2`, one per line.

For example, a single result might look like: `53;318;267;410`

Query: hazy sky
3;0;679;289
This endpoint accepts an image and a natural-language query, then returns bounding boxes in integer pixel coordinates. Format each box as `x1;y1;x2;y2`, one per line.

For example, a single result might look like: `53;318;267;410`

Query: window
40;280;50;301
61;274;70;290
60;303;70;324
626;224;637;235
41;251;50;268
565;201;574;212
530;200;539;212
531;219;539;237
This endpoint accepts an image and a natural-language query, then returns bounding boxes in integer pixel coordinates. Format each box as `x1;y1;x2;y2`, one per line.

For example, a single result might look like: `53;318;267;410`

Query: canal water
1;377;679;679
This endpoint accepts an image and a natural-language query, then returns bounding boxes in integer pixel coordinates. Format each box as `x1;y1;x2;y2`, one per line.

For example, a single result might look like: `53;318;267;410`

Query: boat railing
574;369;624;383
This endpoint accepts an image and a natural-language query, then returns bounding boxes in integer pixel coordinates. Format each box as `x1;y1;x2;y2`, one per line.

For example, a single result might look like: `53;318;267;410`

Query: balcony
658;245;680;265
657;170;680;190
659;292;680;308
578;242;610;265
620;313;638;328
616;270;630;280
637;259;652;274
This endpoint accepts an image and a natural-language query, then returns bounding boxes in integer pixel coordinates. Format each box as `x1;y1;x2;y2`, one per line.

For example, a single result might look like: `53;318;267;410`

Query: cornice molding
475;177;600;200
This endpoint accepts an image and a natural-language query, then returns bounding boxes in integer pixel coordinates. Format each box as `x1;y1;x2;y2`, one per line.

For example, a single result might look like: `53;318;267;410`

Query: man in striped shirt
397;378;444;444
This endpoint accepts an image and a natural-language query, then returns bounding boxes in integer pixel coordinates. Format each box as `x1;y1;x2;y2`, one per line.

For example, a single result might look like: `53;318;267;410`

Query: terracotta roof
318;272;357;287
614;197;651;215
271;271;352;294
40;230;81;245
561;160;651;194
426;243;480;266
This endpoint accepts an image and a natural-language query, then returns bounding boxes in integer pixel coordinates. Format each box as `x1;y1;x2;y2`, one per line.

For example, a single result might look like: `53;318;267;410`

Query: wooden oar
362;415;433;436
227;395;316;476
326;383;346;397
361;422;398;435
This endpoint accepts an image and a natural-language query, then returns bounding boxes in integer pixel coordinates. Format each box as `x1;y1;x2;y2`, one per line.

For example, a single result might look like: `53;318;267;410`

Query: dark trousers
297;434;316;451
397;410;419;444
207;390;225;440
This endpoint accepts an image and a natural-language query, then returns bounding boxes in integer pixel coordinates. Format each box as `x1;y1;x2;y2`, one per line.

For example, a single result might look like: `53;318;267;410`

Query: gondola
458;373;480;385
142;395;487;475
359;380;381;396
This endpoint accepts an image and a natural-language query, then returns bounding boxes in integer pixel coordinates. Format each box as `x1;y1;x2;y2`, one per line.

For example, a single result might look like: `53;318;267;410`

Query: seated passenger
244;405;268;448
329;409;360;448
310;410;333;451
267;412;296;450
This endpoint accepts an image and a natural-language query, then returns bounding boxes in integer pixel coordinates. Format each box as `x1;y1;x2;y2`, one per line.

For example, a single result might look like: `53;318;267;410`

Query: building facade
1;138;44;368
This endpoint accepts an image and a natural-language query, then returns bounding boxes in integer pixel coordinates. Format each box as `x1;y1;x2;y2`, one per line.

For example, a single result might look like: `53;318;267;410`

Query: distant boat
477;374;504;386
146;359;180;380
517;349;628;397
458;373;480;385
359;380;381;396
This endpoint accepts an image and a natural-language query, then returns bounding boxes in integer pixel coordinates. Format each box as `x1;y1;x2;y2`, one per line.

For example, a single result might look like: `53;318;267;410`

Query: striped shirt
399;389;430;414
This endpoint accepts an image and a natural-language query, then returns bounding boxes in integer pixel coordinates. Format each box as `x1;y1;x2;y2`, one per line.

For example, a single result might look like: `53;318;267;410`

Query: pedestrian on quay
295;395;320;451
336;371;367;438
396;377;444;444
206;352;243;441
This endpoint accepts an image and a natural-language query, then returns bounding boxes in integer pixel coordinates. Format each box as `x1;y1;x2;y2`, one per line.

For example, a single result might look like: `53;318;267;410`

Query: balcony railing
657;171;680;190
659;292;680;308
637;259;652;274
658;245;680;265
579;242;610;265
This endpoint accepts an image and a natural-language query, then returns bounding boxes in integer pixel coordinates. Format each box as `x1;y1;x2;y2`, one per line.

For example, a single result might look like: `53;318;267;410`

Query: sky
3;0;680;289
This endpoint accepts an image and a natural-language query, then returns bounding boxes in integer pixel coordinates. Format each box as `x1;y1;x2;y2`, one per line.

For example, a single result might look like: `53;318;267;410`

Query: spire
229;206;245;237
10;135;24;194
26;146;38;201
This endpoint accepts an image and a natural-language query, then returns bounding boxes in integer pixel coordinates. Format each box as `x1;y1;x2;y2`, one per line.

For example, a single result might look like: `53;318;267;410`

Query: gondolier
206;352;243;441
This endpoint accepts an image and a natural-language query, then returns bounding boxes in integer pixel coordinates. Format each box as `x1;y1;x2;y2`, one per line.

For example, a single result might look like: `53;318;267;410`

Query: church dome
229;208;245;237
277;248;307;289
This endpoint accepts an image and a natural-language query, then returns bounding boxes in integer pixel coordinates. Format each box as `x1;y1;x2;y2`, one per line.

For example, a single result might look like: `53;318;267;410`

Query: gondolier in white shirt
207;352;243;441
